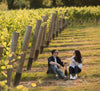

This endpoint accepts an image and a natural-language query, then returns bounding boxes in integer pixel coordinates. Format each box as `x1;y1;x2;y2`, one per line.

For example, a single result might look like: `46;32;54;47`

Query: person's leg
73;66;81;79
69;66;75;74
56;68;68;80
74;66;81;74
69;66;75;80
50;65;59;80
50;65;57;74
78;67;81;73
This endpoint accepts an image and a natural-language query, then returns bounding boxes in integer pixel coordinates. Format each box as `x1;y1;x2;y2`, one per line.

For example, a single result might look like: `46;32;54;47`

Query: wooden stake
56;14;59;37
7;32;19;87
40;15;48;54
64;10;68;28
54;11;59;37
46;13;55;47
27;20;42;70
0;45;4;60
59;10;63;33
34;25;44;61
52;13;56;40
14;26;32;86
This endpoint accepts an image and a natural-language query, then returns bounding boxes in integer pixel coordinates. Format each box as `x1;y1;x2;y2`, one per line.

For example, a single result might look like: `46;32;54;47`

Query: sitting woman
69;50;83;80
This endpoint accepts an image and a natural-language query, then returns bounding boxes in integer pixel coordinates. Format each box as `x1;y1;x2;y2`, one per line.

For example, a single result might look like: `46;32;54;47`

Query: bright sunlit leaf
31;83;37;87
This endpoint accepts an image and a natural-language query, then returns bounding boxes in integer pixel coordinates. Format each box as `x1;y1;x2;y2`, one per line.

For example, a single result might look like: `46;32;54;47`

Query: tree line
0;0;100;9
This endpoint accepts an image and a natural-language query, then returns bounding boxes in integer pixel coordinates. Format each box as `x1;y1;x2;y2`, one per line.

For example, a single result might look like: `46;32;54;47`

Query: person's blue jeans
69;66;81;74
49;65;65;78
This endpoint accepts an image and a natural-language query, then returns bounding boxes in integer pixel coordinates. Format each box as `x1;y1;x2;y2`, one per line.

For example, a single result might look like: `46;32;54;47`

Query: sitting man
47;49;68;80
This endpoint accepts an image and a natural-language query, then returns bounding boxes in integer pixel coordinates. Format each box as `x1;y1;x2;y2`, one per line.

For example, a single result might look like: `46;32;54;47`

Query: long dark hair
74;50;82;63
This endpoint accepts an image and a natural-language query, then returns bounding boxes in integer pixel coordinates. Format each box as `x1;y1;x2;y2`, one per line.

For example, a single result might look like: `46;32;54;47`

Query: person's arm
59;58;68;67
72;61;78;65
57;57;65;67
49;61;57;65
48;57;61;68
63;62;68;65
49;61;61;68
72;58;78;66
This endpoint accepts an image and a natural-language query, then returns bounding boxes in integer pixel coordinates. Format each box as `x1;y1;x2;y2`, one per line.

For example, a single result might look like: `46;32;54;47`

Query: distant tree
4;0;100;9
7;0;14;9
74;0;83;6
30;0;43;8
56;0;64;6
62;0;74;6
13;0;30;9
42;0;52;7
52;0;56;7
62;0;100;6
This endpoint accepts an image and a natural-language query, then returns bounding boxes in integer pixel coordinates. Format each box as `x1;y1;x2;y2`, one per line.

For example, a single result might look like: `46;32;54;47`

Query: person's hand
72;61;76;64
64;62;68;66
57;63;61;68
64;62;68;64
72;61;78;66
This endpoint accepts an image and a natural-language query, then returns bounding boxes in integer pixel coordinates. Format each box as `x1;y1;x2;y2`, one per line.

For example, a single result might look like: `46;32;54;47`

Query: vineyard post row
0;10;68;87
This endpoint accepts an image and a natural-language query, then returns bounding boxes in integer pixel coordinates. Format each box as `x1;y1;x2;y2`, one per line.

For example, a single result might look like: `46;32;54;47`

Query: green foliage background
0;0;100;10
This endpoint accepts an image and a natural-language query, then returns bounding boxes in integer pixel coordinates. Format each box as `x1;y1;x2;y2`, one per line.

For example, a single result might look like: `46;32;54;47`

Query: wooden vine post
56;12;59;37
40;15;48;54
46;13;55;47
59;10;63;34
52;13;56;40
0;45;4;60
14;26;32;86
54;11;59;37
64;10;68;28
51;14;56;40
7;32;19;87
27;20;42;70
96;17;99;25
33;23;44;61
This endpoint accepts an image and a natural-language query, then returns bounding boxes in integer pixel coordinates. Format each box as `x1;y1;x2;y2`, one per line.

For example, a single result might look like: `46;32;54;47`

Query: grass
49;42;100;47
28;84;100;91
12;72;55;81
38;50;100;59
43;45;100;52
23;61;48;68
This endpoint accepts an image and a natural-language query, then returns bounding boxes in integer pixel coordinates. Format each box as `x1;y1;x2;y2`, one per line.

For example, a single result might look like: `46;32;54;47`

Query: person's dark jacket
47;56;64;74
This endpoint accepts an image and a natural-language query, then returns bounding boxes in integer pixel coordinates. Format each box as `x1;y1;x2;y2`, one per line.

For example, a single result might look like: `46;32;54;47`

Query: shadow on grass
68;24;100;30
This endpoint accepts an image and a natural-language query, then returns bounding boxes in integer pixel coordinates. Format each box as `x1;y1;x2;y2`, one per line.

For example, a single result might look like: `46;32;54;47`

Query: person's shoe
70;75;74;80
73;76;78;80
63;76;68;81
56;76;59;80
